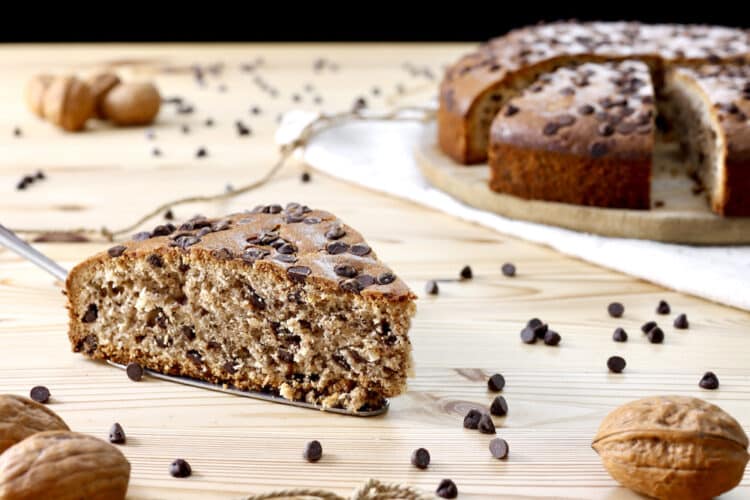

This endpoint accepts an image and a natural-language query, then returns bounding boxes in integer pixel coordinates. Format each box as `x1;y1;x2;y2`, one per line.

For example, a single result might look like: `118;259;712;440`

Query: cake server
0;224;388;416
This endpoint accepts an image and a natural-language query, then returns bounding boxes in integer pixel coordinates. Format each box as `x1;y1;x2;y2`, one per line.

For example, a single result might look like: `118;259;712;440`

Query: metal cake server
0;224;388;416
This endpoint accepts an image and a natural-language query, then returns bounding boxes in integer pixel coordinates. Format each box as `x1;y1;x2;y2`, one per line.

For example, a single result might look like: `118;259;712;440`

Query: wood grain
0;44;749;499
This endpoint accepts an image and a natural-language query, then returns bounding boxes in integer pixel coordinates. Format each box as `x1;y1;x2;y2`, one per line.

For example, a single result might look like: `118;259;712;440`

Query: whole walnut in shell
24;74;54;118
0;395;69;454
87;72;121;119
592;395;749;500
101;81;161;126
42;76;94;132
0;431;130;500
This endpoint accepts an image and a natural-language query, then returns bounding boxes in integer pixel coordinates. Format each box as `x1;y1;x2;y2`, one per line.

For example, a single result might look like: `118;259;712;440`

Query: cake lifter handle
0;224;68;282
0;224;388;417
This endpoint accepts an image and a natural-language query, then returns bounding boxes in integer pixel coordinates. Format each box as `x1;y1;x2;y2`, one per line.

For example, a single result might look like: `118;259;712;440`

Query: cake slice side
66;206;416;411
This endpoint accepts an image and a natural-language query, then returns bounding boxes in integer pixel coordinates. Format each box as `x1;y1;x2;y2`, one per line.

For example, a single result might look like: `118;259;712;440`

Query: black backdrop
3;5;748;42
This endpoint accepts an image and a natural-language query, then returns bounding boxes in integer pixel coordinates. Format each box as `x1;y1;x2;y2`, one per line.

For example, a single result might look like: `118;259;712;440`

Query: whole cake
438;21;750;215
65;204;416;411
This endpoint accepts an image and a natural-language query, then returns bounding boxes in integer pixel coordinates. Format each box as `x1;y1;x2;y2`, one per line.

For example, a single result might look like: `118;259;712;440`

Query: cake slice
664;65;750;216
488;60;656;209
66;204;416;411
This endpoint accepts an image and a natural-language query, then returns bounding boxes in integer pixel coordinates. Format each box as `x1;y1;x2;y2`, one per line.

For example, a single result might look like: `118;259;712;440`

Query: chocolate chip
126;362;144;381
520;327;537;344
411;448;430;469
377;272;395;285
656;300;671;315
489;437;510;461
590;141;609;158
436;479;458;499
82;303;98;323
152;224;175;237
235;120;251;136
274;254;298;264
607;302;624;318
303;440;322;462
301;172;311;183
501;263;516;277
277;243;296;255
186;350;203;366
303;217;321;225
543;330;561;346
355;275;376;289
607;356;626;373
181;124;190;134
147;254;164;268
543;122;560;135
478;413;496;434
616;121;636;135
287;266;311;283
673;313;689;329
181;325;196;341
613;327;628;342
29;386;50;404
463;408;481;429
169;459;192;478
598;122;614;136
578;104;595;115
326;241;349;255
487;373;505;392
641;321;657;334
647;327;664;344
325;224;346;240
425;280;439;295
340;278;364;293
109;423;126;444
350;244;371;256
195;147;208;158
334;264;358;278
459;265;473;280
107;245;126;258
242;247;269;263
504;104;520;116
132;231;151;241
490;396;508;417
699;371;719;390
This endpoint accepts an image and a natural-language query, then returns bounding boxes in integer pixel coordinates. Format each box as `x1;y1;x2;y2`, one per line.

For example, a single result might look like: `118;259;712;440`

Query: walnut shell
42;76;94;132
0;395;69;454
101;81;161;126
86;72;121;119
0;431;130;500
24;74;54;118
592;395;749;500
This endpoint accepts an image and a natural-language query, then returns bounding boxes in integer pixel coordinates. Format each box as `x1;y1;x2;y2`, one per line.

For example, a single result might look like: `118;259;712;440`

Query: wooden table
1;44;749;499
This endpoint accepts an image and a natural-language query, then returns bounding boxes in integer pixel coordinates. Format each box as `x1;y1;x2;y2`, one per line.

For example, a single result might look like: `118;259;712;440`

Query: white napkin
277;111;750;311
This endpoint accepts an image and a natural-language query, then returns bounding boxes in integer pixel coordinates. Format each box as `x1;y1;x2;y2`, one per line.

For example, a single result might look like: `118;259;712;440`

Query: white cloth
277;111;750;311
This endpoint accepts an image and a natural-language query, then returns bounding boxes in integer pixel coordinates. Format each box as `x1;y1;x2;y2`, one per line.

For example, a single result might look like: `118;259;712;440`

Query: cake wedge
66;204;416;411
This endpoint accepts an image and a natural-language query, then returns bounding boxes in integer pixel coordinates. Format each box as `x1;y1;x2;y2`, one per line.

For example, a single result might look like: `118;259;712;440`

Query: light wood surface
1;44;749;499
416;124;750;244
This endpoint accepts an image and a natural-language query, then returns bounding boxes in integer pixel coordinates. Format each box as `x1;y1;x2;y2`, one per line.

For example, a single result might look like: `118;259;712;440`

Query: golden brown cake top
101;204;414;301
442;22;750;116
491;60;655;160
673;65;750;160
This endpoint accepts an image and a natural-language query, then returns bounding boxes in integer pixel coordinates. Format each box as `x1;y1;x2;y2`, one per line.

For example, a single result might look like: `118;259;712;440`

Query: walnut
592;395;749;500
101;82;161;126
0;395;69;454
42;76;95;132
86;72;121;119
0;431;130;499
24;74;54;118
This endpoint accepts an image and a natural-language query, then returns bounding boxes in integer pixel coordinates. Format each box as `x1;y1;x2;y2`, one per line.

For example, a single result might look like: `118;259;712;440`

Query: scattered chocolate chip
501;263;516;277
169;459;192;478
607;302;624;318
520;327;537;344
463;408;481;429
487;373;505;392
699;371;719;390
303;440;323;462
35;170;45;180
204;118;214;127
411;448;430;469
489;438;509;459
82;303;98;323
126;362;144;382
478;413;496;434
377;272;396;285
543;330;561;346
436;479;458;499
29;386;50;404
301;172;311;183
459;265;473;280
109;423;126;444
350;244;371;256
13;127;22;137
490;396;508;417
607;355;626;373
647;327;664;344
656;300;671;315
181;124;190;134
287;266;312;283
164;209;174;220
641;321;657;334
107;245;126;258
673;313;689;329
352;97;368;111
612;327;628;342
235;120;252;136
195;147;208;158
425;280;439;295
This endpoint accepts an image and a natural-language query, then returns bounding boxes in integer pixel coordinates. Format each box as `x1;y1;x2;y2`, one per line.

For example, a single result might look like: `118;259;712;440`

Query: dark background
2;6;747;42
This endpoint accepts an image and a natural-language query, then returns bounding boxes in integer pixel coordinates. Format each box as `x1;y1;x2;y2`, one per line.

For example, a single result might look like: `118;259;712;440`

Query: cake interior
67;250;414;411
663;72;726;213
